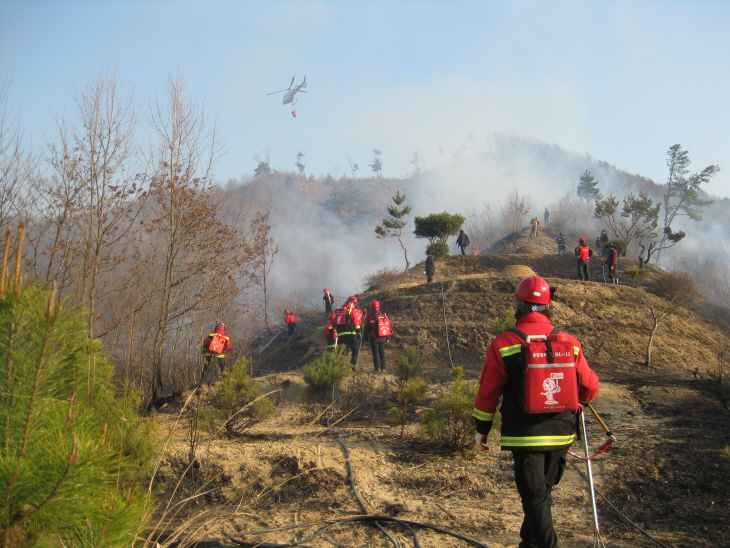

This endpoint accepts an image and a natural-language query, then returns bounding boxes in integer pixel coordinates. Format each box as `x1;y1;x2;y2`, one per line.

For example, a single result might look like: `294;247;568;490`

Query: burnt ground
150;226;730;547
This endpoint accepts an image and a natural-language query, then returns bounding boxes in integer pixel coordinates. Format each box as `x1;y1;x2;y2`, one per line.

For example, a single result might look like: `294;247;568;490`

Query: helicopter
267;76;307;105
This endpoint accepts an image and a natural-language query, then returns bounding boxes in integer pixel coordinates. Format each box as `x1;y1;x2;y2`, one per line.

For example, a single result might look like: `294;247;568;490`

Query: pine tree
1;225;157;547
577;169;601;201
375;191;412;270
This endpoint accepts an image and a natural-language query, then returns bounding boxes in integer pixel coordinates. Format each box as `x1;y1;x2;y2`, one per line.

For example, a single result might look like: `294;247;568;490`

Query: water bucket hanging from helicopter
292;110;297;117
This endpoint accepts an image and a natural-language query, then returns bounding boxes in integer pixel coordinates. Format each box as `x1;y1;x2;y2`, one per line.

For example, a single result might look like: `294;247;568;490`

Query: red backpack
509;328;579;415
208;333;226;354
332;308;347;327
373;313;392;337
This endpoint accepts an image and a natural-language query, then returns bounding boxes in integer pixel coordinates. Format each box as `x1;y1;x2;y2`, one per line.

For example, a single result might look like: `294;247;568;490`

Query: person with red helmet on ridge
201;322;232;385
473;276;599;548
323;288;334;315
284;309;296;337
363;300;392;373
574;237;593;281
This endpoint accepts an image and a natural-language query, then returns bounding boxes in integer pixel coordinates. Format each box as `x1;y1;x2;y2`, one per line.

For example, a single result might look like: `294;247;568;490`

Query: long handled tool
579;407;606;548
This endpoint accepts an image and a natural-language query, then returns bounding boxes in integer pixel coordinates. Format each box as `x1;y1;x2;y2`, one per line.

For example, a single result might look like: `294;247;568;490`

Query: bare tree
245;208;278;331
144;72;233;406
464;203;496;252
644;270;699;367
0;80;36;230
499;187;533;236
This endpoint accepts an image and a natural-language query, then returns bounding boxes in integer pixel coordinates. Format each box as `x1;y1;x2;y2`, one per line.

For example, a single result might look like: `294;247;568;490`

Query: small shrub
492;307;516;336
386;347;429;438
606;239;627;256
422;367;478;450
427;241;449;258
211;359;274;437
724;446;730;461
622;268;650;288
386;377;429;438
395;346;425;382
302;349;352;393
650;270;697;300
361;266;402;298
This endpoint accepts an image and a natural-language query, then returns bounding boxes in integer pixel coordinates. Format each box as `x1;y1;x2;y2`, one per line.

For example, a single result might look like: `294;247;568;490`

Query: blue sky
1;0;728;197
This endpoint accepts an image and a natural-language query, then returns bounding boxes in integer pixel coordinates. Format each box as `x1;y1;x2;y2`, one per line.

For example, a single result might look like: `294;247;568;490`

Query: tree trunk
645;310;660;367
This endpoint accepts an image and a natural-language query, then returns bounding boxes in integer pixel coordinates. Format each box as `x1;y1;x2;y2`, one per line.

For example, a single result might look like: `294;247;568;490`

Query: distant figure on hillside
285;309;296;336
530;218;539;239
456;230;471;255
323;288;334;315
555;232;567;255
599;230;609;256
424;249;435;283
604;242;618;284
544;207;550;224
574;237;593;281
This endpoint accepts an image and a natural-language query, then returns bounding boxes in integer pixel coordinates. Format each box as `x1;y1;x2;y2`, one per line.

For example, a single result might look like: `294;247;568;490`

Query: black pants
557;245;565;255
459;245;467;255
426;271;434;283
288;322;296;336
340;333;360;366
513;449;568;548
325;301;333;314
370;338;387;371
577;260;590;281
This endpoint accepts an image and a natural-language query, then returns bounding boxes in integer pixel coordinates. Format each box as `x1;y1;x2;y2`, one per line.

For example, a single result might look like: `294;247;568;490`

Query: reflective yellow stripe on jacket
500;434;576;448
471;408;495;421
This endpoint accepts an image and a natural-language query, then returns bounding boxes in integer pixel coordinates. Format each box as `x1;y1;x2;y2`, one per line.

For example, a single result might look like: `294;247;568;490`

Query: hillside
152;226;730;548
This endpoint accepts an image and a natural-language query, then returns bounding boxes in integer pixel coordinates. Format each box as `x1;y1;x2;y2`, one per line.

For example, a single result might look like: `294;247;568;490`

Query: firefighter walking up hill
201;322;231;385
473;276;600;548
338;296;363;367
285;309;296;336
324;313;338;351
363;300;392;372
574;237;593;281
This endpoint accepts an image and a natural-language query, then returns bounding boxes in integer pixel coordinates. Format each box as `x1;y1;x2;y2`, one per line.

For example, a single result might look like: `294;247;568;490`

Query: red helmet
579;237;586;244
329;313;336;321
514;275;551;305
348;295;358;304
323;288;328;292
215;323;226;332
285;309;290;314
370;300;380;311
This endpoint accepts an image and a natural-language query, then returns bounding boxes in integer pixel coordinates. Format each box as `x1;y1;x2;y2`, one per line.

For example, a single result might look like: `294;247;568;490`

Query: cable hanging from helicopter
267;76;307;118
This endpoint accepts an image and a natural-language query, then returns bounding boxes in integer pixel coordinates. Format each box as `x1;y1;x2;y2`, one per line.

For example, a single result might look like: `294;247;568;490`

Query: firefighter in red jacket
473;276;599;548
363;300;391;372
285;309;296;336
574;237;593;281
324;313;338;352
201;323;232;384
339;296;361;367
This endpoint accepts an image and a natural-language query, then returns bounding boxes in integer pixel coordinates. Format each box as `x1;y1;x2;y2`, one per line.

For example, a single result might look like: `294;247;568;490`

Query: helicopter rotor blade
297;90;307;93
290;76;295;88
267;89;288;95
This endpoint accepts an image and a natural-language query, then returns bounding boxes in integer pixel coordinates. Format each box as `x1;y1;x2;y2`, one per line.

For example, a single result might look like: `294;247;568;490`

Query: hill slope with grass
152;224;730;548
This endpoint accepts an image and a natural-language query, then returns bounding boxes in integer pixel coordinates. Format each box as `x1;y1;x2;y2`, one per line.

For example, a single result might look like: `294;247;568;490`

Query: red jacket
285;313;296;324
473;312;599;451
203;327;231;356
576;245;593;261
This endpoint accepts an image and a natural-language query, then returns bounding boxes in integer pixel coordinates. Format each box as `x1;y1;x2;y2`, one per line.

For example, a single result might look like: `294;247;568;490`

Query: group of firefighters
202;272;598;548
565;230;619;284
323;292;392;372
